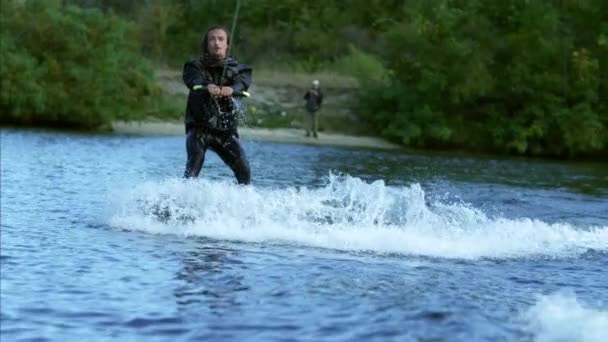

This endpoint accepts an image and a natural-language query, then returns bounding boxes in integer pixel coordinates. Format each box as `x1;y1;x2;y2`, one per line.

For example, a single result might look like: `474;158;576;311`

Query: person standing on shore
303;80;323;138
182;25;253;184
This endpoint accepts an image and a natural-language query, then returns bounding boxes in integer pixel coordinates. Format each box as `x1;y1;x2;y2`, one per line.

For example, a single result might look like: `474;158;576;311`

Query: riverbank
155;68;362;134
136;70;402;150
112;121;401;150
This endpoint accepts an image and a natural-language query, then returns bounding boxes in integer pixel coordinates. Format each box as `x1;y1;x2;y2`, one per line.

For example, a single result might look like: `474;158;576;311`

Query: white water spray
108;174;608;259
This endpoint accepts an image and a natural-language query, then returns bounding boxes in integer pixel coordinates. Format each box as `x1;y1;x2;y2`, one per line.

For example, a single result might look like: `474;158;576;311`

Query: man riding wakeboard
182;25;252;184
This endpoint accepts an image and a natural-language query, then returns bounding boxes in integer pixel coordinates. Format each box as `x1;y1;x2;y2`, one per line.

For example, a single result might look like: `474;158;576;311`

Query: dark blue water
1;129;607;341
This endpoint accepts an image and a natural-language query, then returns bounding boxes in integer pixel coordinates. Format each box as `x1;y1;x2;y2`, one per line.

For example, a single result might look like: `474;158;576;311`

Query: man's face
207;29;228;58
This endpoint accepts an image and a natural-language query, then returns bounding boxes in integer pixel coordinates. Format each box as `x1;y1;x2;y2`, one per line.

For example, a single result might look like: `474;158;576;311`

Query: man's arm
182;61;208;90
230;64;253;94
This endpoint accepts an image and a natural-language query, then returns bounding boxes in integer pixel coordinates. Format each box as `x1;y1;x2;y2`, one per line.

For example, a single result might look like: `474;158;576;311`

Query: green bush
0;0;161;129
330;45;389;83
355;0;608;158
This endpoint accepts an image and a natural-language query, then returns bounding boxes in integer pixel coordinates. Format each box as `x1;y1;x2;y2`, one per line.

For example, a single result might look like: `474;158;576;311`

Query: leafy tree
355;0;607;157
0;0;161;128
2;0;606;157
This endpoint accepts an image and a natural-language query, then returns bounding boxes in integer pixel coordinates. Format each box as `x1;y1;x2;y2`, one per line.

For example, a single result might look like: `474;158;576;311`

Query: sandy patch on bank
112;121;400;150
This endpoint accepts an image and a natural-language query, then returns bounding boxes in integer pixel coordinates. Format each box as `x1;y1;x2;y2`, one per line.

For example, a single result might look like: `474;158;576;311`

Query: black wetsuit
182;54;253;184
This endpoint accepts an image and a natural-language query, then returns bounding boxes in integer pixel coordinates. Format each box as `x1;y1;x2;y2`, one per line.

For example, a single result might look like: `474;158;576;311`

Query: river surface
1;129;607;341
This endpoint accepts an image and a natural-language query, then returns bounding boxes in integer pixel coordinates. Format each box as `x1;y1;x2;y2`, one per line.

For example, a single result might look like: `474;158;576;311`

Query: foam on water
524;291;608;342
108;174;608;259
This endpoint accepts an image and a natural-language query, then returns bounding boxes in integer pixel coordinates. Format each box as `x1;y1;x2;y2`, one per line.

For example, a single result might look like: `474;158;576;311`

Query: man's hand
207;84;221;96
219;86;233;97
207;84;233;97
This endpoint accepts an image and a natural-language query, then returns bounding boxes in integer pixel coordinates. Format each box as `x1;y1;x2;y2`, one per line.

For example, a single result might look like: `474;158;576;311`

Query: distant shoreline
111;121;401;150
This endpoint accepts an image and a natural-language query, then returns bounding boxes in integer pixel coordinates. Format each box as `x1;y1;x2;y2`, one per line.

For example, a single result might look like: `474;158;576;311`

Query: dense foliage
2;0;606;157
0;0;161;129
354;0;608;157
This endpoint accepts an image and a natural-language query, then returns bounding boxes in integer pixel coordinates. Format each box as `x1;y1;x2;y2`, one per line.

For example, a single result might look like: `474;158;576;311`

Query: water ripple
2;129;607;341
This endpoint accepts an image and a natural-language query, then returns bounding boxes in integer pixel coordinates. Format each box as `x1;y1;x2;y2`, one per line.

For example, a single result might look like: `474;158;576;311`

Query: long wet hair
201;25;231;54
